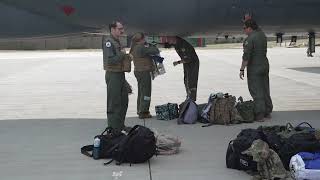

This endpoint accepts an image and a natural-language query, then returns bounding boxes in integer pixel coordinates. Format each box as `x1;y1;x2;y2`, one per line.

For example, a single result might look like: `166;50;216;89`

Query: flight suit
175;39;199;101
103;35;128;130
131;43;159;114
243;29;273;117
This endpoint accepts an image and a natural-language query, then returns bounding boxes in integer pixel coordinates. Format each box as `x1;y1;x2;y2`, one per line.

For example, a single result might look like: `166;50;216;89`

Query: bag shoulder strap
296;122;313;129
81;145;93;158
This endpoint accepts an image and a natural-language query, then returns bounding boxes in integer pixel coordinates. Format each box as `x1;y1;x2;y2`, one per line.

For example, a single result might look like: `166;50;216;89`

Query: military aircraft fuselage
0;0;320;38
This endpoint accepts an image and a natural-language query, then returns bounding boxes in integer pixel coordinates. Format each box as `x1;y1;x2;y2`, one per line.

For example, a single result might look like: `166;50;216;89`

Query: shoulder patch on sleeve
244;40;248;46
105;41;111;48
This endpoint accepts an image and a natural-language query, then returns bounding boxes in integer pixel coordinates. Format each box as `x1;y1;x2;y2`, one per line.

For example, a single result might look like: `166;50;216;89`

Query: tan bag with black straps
209;94;236;125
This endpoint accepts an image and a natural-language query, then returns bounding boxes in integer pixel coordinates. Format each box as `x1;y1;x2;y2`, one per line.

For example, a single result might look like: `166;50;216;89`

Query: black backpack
258;122;320;170
81;127;126;159
278;132;320;170
105;125;157;165
226;129;261;171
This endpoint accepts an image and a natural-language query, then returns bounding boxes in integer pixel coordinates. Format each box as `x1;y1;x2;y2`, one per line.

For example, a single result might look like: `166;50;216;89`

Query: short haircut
244;19;259;30
109;21;121;32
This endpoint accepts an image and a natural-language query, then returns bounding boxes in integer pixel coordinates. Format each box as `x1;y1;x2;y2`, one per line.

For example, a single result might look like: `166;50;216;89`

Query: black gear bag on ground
226;129;261;171
278;132;320;170
81;127;126;159
104;125;157;165
258;122;320;170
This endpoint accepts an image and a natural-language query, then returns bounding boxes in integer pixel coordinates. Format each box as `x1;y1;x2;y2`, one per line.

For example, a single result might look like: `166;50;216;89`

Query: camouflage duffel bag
155;103;179;120
209;94;236;125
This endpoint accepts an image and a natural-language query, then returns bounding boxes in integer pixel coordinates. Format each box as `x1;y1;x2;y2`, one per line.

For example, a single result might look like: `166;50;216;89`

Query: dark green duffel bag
236;97;255;123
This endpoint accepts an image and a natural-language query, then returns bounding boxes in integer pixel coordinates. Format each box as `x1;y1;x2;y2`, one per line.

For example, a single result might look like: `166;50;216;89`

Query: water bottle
93;137;100;160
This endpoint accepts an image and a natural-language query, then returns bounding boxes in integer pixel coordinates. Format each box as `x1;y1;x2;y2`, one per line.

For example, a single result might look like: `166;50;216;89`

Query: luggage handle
285;123;294;131
228;140;235;152
127;125;140;135
101;127;113;135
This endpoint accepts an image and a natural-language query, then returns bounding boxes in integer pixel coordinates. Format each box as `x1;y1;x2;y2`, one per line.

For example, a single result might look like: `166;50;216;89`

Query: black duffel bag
226;129;261;171
105;125;157;165
81;127;126;159
278;132;320;170
259;122;320;170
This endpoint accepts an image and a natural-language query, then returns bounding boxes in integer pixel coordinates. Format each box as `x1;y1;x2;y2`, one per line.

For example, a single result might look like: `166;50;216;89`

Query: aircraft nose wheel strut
307;32;315;57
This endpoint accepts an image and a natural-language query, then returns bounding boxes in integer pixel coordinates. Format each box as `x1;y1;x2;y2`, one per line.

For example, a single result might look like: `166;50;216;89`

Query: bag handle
127;125;140;135
285;123;294;131
81;145;93;158
104;159;114;165
296;122;313;129
294;122;313;130
101;127;113;135
229;140;237;152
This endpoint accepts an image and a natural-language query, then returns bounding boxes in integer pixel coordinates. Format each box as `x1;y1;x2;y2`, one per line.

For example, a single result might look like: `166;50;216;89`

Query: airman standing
130;32;160;119
102;21;131;130
239;19;273;121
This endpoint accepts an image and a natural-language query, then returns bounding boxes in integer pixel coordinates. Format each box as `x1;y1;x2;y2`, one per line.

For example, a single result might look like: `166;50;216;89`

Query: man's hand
239;70;245;80
173;61;180;66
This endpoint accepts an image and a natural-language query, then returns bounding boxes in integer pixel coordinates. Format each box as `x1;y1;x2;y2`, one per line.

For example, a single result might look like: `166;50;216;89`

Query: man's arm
239;60;248;80
239;38;253;79
242;37;253;65
173;60;188;66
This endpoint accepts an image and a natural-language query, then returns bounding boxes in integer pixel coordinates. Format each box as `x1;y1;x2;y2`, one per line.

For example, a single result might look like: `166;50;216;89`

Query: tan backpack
209;94;236;125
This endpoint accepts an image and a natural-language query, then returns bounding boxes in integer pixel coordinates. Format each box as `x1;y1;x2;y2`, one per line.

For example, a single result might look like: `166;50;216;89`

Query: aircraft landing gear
307;48;313;57
276;33;283;46
307;32;315;57
289;36;297;46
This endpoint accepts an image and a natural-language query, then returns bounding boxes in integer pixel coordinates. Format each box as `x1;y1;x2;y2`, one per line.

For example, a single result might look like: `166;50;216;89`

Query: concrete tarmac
0;47;320;180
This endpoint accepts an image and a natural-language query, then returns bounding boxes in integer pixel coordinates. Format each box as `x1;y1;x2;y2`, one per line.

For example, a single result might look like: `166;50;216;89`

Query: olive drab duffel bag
236;96;255;123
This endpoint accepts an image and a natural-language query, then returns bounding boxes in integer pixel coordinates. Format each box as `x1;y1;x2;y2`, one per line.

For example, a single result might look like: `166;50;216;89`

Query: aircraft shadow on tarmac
0;110;319;179
289;67;320;74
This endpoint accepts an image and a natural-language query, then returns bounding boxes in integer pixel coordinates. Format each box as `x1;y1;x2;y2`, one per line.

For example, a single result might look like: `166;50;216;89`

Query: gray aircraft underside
0;0;320;39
